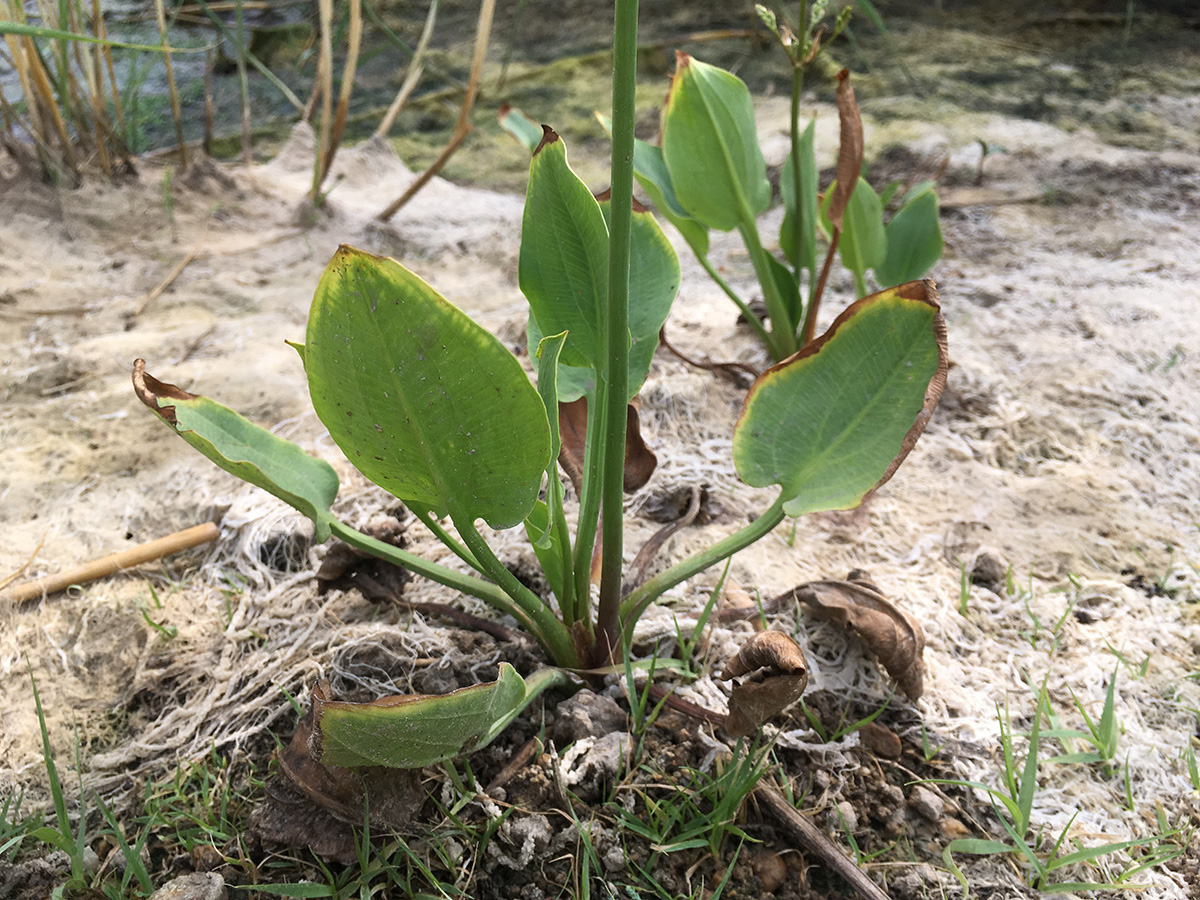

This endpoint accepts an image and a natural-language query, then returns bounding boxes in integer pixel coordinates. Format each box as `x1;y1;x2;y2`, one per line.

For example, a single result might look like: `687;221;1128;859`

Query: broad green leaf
527;192;680;405
837;177;887;282
498;103;544;153
527;314;594;402
29;828;76;855
305;246;551;530
628;138;689;221
896;180;937;206
523;327;650;402
661;53;770;232
879;180;903;209
312;664;527;768
597;112;710;258
633;141;710;257
779;119;819;277
132;360;339;541
875;187;943;285
732;281;947;516
519;130;608;369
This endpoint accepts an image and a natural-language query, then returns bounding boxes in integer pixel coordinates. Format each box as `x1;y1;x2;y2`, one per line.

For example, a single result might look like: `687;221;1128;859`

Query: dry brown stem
2;522;220;605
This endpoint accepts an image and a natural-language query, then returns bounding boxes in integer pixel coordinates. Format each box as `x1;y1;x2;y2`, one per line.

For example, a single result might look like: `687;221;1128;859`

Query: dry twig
376;0;496;220
2;522;220;605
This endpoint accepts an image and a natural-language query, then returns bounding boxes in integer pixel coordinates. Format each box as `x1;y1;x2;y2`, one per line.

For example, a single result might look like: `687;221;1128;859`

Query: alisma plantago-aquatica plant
131;0;947;768
593;3;943;362
513;44;943;364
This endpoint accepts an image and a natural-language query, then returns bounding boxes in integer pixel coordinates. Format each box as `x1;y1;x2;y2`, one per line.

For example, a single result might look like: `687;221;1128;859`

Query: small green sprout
924;679;1182;896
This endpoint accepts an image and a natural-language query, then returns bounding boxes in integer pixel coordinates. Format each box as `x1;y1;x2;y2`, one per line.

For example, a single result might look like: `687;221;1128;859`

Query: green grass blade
241;885;336;898
1019;685;1047;834
0;20;204;53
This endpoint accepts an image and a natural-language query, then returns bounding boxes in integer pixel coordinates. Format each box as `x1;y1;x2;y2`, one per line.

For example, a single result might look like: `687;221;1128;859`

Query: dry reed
151;0;186;167
376;0;497;220
0;0;465;214
307;0;334;200
0;0;143;181
313;0;362;192
374;0;439;140
233;0;251;164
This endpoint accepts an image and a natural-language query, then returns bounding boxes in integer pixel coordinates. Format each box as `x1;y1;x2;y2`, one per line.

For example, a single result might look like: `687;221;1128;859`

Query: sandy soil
2;21;1200;898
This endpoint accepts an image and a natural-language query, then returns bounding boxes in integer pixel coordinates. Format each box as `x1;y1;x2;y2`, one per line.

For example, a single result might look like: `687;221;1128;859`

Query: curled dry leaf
720;631;809;738
828;69;864;231
794;570;925;699
721;576;756;619
132;358;195;426
558;396;657;494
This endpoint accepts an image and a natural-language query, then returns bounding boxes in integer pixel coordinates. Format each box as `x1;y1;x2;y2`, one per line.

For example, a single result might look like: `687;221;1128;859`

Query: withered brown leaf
794;570;925;700
132;358;196;427
558;396;657;495
828;69;864;231
720;631;809;738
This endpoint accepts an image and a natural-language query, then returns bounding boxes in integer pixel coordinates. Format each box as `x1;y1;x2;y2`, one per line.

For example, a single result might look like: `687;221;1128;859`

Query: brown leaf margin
865;279;948;503
736;279;948;505
132;358;196;427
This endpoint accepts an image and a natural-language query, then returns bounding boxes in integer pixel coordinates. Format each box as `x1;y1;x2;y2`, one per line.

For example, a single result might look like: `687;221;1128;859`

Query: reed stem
374;0;438;140
152;0;186;167
315;0;361;187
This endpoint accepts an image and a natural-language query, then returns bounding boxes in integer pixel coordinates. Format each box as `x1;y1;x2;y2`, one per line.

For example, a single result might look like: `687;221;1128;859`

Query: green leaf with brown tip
519;129;608;370
525;187;680;404
305;246;551;530
311;663;529;768
661;52;770;232
132;360;339;541
498;103;544;153
732;281;948;516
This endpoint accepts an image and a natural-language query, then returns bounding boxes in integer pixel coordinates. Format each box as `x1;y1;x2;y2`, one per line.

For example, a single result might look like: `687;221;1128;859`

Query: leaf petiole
620;495;788;639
